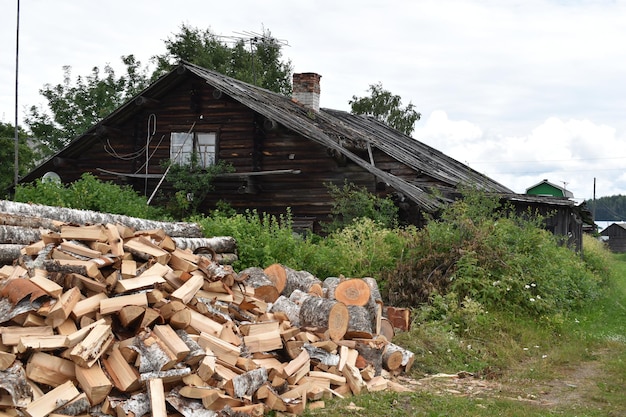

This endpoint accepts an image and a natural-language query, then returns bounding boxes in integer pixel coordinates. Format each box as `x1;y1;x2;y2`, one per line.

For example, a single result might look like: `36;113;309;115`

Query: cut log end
335;279;371;306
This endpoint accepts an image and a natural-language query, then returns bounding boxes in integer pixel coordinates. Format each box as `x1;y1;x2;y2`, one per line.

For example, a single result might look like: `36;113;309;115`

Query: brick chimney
292;73;321;111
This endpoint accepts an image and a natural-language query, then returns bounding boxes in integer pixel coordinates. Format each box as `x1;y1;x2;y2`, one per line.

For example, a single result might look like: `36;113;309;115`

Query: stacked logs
0;201;238;265
0;217;414;416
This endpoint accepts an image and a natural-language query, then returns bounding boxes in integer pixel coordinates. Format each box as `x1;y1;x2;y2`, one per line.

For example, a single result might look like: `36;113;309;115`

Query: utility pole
13;0;21;187
593;177;597;222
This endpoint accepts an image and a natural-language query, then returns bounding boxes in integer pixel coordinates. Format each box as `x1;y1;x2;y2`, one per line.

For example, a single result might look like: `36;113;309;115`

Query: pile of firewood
0;202;414;417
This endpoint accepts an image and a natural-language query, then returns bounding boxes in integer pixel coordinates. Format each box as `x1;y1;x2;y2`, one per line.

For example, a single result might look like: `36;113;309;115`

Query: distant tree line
586;195;626;221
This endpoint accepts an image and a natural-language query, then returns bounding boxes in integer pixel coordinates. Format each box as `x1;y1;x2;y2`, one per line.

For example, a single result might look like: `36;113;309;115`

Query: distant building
526;179;574;198
599;222;626;252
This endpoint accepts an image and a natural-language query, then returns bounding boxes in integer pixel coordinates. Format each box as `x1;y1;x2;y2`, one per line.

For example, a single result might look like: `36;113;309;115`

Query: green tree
153;24;293;95
349;82;421;136
25;55;149;155
0;122;37;195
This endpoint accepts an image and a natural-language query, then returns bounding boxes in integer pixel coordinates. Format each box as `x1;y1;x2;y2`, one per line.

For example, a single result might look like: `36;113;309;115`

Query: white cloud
2;0;626;198
415;111;626;200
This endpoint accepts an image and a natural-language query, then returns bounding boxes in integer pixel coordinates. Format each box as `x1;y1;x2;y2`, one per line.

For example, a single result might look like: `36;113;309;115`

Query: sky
1;0;626;202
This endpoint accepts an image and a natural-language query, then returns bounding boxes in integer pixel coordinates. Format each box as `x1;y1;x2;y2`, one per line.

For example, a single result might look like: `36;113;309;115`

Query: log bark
225;367;268;398
345;305;374;339
355;340;384;376
282;267;322;297
0;212;63;231
269;295;301;327
362;277;383;303
322;276;340;299
238;267;279;302
171;236;237;253
0;225;43;245
299;296;349;341
0;200;203;237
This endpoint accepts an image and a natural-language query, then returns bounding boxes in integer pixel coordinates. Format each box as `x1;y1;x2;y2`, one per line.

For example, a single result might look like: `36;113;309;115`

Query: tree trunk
0;200;203;237
299;296;349;341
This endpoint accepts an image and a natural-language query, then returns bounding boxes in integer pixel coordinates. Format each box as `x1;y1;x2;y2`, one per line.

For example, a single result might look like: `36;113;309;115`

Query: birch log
171;236;237;253
282;267;322;297
299;296;349;341
345;305;374;339
334;278;371;307
269;295;301;327
0;200;203;237
238;267;279;302
0;212;63;231
0;244;24;264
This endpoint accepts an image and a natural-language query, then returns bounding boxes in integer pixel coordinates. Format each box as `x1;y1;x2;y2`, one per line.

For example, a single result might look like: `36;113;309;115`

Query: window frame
169;131;218;168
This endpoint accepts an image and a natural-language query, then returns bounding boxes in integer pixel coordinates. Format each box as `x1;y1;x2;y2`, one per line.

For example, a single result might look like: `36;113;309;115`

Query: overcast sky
1;0;626;201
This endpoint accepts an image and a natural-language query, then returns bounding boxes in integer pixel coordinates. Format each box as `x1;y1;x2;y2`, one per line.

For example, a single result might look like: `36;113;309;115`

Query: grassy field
302;252;626;417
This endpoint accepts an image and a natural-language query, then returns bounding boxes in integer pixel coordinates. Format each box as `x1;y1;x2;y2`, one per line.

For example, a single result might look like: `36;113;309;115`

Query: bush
385;189;603;317
323;181;398;233
192;208;308;271
14;173;165;219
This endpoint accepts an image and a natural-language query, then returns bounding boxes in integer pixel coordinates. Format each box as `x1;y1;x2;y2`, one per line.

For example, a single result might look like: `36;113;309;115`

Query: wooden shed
19;61;590;243
600;222;626;252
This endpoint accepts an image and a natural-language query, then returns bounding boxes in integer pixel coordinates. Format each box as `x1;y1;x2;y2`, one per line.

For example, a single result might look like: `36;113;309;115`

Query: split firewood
74;362;112;405
102;346;141;392
148;378;168;417
69;323;114;368
0;212;419;416
25;352;75;387
23;380;80;417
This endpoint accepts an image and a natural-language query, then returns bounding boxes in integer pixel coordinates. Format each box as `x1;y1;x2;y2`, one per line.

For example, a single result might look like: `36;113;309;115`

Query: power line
468;155;626;165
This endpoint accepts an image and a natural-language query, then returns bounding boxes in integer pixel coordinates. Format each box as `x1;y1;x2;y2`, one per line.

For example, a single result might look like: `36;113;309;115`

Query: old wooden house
20;62;590;246
600;222;626;252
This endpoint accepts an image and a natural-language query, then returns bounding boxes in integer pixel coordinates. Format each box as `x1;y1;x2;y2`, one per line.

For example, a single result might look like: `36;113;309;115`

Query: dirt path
395;348;618;412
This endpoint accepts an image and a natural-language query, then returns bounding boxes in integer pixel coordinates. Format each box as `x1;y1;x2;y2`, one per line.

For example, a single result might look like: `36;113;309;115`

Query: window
170;132;217;168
